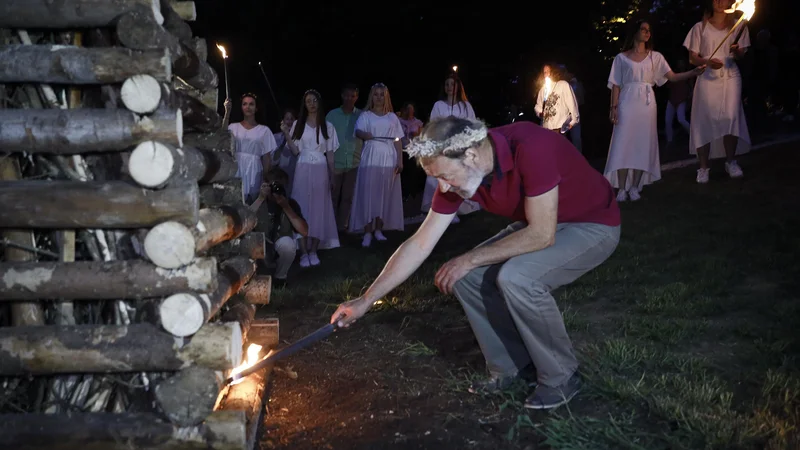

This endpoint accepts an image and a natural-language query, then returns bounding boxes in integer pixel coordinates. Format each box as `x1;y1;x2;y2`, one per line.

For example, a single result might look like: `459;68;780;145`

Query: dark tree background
191;0;797;158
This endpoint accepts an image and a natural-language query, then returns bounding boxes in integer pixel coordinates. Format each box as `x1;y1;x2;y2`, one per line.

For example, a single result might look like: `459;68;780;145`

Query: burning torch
216;43;230;101
706;0;756;62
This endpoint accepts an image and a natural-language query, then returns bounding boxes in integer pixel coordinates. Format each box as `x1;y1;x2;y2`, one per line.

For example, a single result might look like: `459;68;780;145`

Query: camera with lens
268;181;286;197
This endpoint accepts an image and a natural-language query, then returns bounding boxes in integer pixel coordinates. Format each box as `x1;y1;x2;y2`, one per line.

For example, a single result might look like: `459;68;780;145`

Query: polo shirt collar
482;130;514;185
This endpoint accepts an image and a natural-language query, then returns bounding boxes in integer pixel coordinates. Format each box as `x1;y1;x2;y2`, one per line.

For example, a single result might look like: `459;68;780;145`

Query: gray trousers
453;221;620;387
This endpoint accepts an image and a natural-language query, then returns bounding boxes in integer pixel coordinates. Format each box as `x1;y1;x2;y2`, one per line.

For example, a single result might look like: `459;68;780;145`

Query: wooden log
0;108;182;154
154;366;221;427
0;258;217;301
161;0;193;42
248;318;280;350
159;256;256;337
0;410;247;450
183;129;234;153
0;0;163;29
120;74;162;114
116;5;218;92
0;45;171;85
128;141;238;189
211;233;266;261
144;206;257;269
200;180;244;208
0;156;45;326
0;180;198;229
240;275;272;305
220;295;257;342
191;37;207;60
170;1;197;21
0;322;243;375
171;88;222;132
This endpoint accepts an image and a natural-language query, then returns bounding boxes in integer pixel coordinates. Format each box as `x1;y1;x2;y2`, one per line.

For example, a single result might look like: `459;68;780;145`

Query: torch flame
228;343;262;385
216;43;228;59
544;76;553;100
725;0;755;21
452;65;458;72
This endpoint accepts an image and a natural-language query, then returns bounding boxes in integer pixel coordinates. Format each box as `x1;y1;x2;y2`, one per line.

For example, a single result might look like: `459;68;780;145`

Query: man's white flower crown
405;120;488;159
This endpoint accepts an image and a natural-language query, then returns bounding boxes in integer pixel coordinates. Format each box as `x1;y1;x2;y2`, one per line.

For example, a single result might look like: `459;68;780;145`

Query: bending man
331;117;621;409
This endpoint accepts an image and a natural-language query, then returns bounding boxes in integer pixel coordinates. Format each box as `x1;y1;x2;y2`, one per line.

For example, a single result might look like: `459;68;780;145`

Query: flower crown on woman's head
241;92;258;99
303;89;321;97
372;82;387;88
405;119;488;159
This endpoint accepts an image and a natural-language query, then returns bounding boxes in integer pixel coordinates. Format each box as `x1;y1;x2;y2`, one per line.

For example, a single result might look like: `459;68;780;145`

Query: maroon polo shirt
431;122;620;227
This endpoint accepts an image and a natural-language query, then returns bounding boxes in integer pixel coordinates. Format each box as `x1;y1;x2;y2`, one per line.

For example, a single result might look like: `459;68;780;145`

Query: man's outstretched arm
330;210;454;326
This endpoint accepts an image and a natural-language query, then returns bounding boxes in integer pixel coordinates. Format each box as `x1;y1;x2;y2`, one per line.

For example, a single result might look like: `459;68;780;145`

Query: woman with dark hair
534;63;580;133
604;19;704;202
421;73;479;220
683;0;751;184
223;93;278;203
285;89;340;266
272;108;298;194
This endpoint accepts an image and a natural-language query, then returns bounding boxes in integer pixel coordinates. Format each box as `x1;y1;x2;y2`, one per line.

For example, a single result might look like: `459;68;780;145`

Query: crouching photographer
248;168;308;289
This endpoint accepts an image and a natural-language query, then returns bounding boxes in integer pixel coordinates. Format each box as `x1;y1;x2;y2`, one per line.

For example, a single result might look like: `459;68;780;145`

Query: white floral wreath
405;123;488;159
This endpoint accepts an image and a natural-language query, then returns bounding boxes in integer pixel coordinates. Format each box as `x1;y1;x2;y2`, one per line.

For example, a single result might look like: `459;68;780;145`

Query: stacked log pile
0;2;277;449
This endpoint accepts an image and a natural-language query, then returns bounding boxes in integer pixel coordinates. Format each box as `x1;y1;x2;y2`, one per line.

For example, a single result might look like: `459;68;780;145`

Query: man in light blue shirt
326;83;362;231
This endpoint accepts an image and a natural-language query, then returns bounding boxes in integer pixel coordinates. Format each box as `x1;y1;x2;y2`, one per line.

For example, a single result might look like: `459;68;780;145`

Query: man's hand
224;98;232;113
280;122;291;134
395;159;403;175
435;254;476;295
330;297;373;328
274;193;289;208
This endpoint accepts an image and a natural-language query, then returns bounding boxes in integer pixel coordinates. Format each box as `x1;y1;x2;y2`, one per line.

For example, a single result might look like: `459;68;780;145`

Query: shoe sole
523;387;581;410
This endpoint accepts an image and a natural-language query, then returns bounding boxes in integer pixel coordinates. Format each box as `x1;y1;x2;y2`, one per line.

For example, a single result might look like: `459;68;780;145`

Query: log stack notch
0;3;280;449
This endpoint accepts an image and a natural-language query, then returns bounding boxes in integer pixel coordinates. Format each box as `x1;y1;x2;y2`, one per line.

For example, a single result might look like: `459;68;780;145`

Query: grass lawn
260;142;800;450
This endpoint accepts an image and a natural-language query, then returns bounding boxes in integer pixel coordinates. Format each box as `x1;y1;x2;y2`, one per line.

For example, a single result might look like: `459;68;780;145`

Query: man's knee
453;265;499;302
274;236;296;257
495;264;549;301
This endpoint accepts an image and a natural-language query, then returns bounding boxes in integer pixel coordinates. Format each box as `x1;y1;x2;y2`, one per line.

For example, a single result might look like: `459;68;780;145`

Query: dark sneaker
523;372;582;410
468;373;518;394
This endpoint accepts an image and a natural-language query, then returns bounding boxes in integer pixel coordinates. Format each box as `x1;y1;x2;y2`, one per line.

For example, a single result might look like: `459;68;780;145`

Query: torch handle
706;14;747;62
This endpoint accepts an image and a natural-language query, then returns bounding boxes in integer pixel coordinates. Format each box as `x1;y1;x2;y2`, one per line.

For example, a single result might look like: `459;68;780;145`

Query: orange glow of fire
229;343;263;385
544;76;553;100
726;0;755;21
216;43;228;59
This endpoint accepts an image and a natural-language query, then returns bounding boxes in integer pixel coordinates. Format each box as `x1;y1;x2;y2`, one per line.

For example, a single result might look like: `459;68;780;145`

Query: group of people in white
220;0;751;282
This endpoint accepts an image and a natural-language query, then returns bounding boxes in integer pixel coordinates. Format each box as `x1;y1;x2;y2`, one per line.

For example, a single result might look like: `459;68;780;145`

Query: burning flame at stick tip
215;43;228;59
229;343;262;385
452;65;458;72
725;0;755;20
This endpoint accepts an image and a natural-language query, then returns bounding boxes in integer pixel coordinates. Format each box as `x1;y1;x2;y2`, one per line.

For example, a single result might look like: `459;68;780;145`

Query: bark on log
0;258;217;301
240;275;272;305
0;0;163;29
183;129;233;153
0;322;243;375
161;1;193;42
191;37;207;60
170;87;222;132
0;45;171;85
248;318;280;350
117;5;218;92
0;156;45;326
0;180;198;229
200;180;244;208
144;206;257;269
154;366;221;427
159;257;256;337
220;295;257;342
170;1;197;21
0;108;182;154
0;410;247;450
121;74;162;114
128;141;238;189
210;233;266;261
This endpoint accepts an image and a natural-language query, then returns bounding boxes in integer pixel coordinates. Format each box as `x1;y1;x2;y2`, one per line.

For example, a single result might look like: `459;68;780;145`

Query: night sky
190;0;797;158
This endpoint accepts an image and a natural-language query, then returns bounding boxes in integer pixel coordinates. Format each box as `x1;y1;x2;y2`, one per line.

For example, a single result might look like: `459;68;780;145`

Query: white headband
405;124;488;159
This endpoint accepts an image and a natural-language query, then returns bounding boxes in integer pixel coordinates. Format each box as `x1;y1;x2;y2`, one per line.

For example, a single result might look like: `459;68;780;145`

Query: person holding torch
683;0;753;184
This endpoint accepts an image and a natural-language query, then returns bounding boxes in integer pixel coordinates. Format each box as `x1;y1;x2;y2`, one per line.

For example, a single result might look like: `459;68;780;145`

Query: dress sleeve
736;23;751;50
653;51;673;87
354;112;368;137
261;128;278;155
465;102;476;119
683;22;703;55
429;102;443;120
325;122;340;153
607;54;624;89
389;114;404;139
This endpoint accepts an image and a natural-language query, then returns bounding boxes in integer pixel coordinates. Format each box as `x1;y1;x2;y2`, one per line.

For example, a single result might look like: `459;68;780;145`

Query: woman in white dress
223;93;278;203
683;0;751;184
349;83;405;248
285;90;340;267
421;73;479;221
605;20;705;202
534;63;580;133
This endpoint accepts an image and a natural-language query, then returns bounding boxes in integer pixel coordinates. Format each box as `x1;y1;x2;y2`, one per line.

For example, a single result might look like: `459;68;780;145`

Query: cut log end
159;293;207;337
155;366;220;427
144;221;196;269
129;141;174;188
121;75;162;114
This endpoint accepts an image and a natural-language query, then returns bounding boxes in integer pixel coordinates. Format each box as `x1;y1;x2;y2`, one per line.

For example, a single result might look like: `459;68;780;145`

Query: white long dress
421;100;481;215
289;121;340;250
683;21;751;159
228;123;277;203
603;51;672;190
